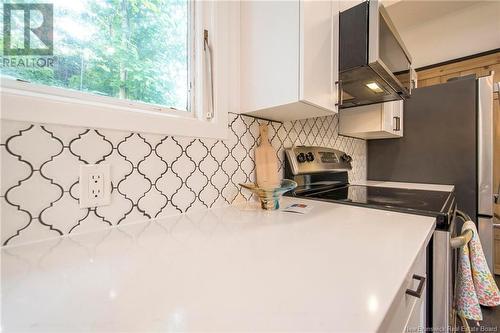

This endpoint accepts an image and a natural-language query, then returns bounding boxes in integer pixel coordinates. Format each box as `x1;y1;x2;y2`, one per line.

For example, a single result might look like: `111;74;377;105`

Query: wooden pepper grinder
255;124;280;188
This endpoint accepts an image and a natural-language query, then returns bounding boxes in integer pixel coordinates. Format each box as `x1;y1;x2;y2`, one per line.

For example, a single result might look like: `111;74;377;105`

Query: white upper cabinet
240;0;339;121
339;100;404;139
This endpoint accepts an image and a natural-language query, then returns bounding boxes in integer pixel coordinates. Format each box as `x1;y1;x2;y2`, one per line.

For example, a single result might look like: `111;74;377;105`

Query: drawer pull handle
406;274;426;298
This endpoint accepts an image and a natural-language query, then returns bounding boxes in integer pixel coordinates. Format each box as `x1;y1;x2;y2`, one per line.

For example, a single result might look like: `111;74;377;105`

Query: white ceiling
385;0;500;68
387;1;480;30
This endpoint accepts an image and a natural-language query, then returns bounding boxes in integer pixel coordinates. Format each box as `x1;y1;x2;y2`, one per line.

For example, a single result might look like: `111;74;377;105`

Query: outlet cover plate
79;164;111;208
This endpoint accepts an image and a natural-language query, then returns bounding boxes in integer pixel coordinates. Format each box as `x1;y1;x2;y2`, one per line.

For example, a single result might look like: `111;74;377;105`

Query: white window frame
0;1;235;140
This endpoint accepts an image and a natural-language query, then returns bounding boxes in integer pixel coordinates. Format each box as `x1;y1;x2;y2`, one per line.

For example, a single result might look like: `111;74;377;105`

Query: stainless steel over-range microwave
339;0;416;108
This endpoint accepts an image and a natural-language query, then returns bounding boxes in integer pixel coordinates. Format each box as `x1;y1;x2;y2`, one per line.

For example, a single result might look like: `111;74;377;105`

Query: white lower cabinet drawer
379;246;427;332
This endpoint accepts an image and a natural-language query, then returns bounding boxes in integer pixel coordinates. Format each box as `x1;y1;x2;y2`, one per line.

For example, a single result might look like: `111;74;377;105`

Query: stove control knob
341;153;353;163
297;153;306;163
306;152;315;162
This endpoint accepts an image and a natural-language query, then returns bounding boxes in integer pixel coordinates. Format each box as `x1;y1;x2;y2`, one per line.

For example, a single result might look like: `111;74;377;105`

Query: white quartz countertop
352;180;454;192
1;197;436;332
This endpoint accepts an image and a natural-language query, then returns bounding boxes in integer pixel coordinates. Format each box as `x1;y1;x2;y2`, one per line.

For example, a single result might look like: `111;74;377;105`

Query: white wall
388;1;500;68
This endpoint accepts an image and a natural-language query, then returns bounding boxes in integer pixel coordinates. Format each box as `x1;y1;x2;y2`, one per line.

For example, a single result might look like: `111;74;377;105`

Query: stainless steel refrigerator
367;74;497;270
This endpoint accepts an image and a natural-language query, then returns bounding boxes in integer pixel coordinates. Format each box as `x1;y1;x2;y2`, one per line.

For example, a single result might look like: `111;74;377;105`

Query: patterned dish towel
456;221;500;320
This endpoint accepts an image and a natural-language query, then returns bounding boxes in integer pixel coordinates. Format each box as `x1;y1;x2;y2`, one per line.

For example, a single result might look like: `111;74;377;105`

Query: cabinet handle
335;80;343;107
406;274;426;298
393;116;401;131
204;29;214;120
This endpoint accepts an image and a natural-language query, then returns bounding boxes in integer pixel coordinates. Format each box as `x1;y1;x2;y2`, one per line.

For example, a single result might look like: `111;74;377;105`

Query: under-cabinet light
366;82;384;93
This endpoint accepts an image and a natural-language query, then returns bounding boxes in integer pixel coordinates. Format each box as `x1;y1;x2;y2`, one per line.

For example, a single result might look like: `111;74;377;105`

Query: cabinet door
332;0;340;112
382;100;404;137
380;246;427;332
240;1;300;113
392;102;404;137
300;0;337;113
406;284;426;332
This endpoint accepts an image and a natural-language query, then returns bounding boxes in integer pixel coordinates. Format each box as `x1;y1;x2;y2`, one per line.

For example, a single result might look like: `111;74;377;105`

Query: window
1;1;234;139
1;0;192;112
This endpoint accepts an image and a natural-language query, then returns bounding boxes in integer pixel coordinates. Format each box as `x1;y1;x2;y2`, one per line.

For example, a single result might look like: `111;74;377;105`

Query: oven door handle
450;229;474;249
406;274;426;298
450;209;474;249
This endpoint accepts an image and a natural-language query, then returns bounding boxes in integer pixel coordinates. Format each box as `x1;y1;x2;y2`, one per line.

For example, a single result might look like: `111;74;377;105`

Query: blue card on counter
282;203;313;214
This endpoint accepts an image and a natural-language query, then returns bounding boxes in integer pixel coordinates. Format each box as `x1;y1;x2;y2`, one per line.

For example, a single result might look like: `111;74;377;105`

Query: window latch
204;29;214;120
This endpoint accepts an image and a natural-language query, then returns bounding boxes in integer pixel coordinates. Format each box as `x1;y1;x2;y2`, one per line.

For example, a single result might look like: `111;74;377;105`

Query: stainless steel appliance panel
370;3;413;96
284;146;352;176
367;77;478;220
479;216;495;272
339;0;413;108
477;75;494;216
433;228;455;332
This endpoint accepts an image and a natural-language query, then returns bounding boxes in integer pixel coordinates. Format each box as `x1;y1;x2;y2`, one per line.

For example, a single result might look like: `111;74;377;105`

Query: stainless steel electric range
284;146;459;331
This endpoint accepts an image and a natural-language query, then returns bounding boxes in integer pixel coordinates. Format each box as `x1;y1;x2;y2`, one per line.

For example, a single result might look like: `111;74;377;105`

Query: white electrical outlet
79;164;111;208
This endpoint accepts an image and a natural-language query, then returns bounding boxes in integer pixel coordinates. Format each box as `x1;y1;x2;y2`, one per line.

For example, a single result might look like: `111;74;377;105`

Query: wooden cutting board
255;124;280;188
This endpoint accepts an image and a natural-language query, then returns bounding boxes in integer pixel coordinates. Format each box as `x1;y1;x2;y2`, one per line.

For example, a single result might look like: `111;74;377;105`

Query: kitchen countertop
1;197;436;332
352;180;455;192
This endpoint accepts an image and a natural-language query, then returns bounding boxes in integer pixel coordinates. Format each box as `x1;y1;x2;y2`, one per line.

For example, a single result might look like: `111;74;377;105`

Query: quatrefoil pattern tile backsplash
1;113;366;246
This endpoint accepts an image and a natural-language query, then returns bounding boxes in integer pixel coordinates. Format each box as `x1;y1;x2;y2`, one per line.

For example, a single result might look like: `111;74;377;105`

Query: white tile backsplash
0;113;366;246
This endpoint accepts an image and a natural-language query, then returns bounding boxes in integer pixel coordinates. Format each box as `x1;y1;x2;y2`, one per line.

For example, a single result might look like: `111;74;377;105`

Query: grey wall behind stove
1;113;366;246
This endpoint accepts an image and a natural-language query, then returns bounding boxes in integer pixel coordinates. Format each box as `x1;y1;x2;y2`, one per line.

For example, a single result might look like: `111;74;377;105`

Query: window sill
1;80;228;139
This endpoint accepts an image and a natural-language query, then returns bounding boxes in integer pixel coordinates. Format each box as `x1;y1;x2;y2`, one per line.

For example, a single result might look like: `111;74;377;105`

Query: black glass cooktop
290;184;455;229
